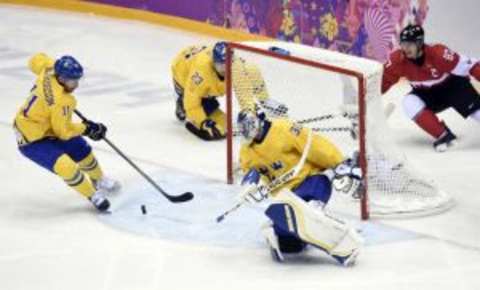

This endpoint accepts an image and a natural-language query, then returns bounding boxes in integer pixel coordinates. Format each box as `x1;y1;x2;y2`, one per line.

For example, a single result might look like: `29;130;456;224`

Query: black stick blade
167;191;194;203
216;215;225;223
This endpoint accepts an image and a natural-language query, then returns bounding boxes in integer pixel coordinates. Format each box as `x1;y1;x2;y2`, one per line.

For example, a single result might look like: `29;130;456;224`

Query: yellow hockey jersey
171;44;270;126
14;53;86;144
171;45;225;127
240;119;344;193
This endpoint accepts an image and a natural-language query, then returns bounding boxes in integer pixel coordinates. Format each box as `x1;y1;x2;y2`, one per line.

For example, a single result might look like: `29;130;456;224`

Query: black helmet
400;24;425;45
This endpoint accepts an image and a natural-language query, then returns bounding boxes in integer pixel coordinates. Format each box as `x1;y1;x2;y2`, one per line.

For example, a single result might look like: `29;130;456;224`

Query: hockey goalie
236;110;363;265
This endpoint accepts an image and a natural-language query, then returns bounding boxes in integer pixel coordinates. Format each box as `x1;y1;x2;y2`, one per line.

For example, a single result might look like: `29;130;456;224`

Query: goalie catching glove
327;153;364;199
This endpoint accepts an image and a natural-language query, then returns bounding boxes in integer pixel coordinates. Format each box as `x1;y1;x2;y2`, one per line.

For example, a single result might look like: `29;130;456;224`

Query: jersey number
23;95;38;117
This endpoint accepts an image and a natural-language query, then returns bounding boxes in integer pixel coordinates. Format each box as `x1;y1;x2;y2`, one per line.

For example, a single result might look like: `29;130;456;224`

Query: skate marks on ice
99;167;421;249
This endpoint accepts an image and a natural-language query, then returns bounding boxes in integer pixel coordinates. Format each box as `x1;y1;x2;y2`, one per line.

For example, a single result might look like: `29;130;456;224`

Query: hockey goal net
225;41;454;219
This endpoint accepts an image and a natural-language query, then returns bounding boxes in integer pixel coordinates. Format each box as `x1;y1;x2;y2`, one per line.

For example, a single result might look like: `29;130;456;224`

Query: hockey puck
141;205;147;215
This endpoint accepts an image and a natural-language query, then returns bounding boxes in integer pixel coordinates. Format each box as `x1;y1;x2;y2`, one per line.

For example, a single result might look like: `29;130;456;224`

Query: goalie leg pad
271;189;362;264
292;174;332;205
265;204;306;254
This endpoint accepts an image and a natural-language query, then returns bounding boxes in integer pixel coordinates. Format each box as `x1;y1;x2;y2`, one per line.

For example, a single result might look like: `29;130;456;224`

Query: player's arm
50;99;86;140
183;71;209;127
381;53;403;94
183;68;224;140
432;44;479;81
290;123;344;169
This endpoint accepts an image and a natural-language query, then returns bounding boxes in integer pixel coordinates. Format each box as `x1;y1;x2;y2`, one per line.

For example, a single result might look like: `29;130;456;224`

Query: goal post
225;41;454;220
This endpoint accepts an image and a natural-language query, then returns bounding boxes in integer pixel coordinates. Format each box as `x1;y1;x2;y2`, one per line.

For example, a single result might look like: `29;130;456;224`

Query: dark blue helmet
213;41;227;64
54;55;83;80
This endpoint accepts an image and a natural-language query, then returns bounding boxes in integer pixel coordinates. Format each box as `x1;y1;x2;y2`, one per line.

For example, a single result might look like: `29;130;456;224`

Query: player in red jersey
382;24;480;152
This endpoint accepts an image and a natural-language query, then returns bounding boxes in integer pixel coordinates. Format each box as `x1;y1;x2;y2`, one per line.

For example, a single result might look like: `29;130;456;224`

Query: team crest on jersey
290;123;302;136
191;72;203;85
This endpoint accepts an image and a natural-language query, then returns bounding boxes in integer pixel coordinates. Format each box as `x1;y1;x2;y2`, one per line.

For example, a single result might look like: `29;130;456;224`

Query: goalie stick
74;110;194;203
216;130;313;223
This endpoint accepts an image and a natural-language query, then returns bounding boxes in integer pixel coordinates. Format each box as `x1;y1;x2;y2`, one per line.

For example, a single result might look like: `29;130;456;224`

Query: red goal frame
225;42;370;220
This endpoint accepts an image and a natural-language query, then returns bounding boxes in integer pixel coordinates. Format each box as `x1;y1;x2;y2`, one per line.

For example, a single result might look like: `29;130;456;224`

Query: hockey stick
216;130;313;223
74;110;194;203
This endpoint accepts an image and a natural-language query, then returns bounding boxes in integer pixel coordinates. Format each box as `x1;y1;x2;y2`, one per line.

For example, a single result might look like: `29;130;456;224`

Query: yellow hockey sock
78;152;103;182
53;154;96;198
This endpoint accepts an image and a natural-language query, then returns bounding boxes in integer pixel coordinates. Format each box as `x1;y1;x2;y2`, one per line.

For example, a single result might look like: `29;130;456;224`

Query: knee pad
403;94;426;119
53;154;79;179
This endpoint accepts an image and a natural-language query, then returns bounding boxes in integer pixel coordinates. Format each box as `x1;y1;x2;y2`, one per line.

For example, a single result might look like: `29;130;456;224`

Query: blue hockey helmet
213;41;227;64
54;55;84;80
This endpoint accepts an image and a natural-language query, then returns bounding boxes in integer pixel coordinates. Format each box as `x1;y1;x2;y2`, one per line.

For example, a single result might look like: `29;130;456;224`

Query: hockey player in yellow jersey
171;42;289;140
171;42;227;140
13;53;120;212
237;110;363;265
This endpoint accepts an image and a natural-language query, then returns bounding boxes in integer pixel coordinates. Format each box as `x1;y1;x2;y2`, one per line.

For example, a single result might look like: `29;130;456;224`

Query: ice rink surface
1;3;479;290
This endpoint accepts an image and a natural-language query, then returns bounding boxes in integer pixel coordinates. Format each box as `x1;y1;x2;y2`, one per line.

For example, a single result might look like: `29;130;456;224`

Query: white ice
0;2;479;290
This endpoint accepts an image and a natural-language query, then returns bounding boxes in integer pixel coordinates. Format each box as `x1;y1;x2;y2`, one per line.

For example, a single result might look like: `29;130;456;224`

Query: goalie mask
237;110;262;143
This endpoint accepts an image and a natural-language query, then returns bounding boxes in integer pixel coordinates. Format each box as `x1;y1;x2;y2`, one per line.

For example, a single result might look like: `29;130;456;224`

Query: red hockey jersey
382;44;480;94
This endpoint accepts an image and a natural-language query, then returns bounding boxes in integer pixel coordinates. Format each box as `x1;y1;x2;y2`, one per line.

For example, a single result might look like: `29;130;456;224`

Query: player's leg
445;76;480;123
18;139;110;211
61;136;120;194
173;79;186;121
265;189;362;266
402;92;456;151
292;173;332;207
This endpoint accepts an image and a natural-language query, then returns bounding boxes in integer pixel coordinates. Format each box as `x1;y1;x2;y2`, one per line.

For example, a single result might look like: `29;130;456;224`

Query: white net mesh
227;41;454;219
